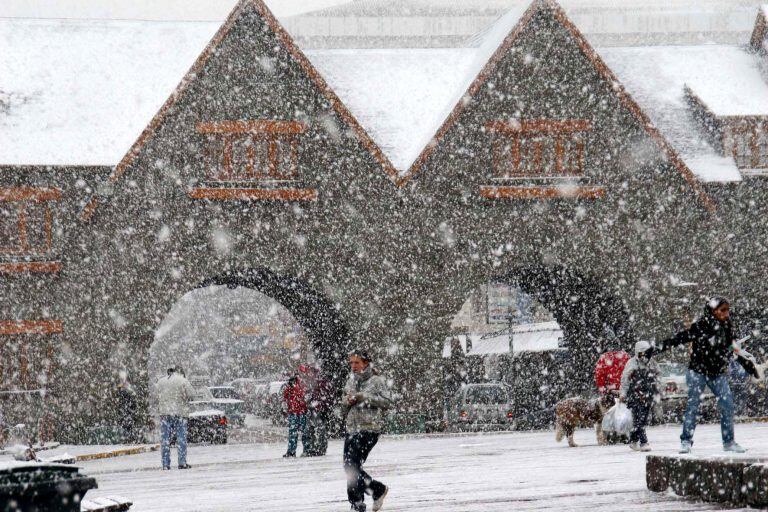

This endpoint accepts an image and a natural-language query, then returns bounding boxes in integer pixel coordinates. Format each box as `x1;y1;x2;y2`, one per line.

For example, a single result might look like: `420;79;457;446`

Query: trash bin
0;463;97;512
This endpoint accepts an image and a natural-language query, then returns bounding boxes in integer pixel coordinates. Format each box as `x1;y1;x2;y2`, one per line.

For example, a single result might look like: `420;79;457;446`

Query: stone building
1;0;767;438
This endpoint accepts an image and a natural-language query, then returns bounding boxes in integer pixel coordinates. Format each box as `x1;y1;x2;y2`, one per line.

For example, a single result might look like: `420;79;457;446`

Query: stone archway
194;267;353;392
498;263;635;388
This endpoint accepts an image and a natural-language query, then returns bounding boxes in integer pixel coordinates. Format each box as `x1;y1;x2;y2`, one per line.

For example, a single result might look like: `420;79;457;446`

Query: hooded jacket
155;373;196;417
342;366;393;434
660;306;734;378
619;355;659;405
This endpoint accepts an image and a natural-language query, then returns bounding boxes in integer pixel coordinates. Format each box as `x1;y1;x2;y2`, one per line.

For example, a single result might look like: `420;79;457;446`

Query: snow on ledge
683;155;742;183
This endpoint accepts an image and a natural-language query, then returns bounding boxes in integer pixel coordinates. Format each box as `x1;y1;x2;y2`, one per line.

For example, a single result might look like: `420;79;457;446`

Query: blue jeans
681;370;734;445
286;413;308;455
161;416;188;468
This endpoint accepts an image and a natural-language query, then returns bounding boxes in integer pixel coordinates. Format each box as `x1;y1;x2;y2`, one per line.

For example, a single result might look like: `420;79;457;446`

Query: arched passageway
444;264;635;428
505;264;636;384
195;268;354;392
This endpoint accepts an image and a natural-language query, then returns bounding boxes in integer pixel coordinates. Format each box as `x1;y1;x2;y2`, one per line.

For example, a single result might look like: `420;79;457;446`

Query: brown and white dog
554;396;611;447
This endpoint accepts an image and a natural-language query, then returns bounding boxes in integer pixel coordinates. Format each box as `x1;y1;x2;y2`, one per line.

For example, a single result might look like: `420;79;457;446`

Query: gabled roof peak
81;0;399;221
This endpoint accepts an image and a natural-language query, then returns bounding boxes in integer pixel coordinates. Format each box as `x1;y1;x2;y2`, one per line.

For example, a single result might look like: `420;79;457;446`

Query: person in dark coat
658;297;759;453
619;341;659;452
305;366;333;456
116;380;138;443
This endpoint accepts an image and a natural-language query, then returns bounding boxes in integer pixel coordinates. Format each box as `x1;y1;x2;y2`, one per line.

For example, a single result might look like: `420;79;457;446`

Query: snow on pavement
64;422;768;511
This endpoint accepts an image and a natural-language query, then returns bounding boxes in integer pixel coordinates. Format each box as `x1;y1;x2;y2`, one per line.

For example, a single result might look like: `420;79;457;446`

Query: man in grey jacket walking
155;366;196;470
342;351;393;512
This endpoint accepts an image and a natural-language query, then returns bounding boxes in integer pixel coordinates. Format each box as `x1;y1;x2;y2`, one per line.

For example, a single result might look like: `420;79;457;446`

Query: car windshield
194;387;214;401
210;388;241;400
191;401;214;412
659;363;685;377
464;386;508;404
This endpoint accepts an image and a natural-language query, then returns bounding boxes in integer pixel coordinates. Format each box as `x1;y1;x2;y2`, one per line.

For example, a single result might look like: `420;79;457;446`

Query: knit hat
349;350;372;363
634;340;652;356
706;297;729;313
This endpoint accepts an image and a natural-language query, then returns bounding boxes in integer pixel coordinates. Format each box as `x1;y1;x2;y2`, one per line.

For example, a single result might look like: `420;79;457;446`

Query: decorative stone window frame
0;188;62;270
722;120;768;169
486;119;591;179
0;320;61;392
481;119;603;200
190;120;317;202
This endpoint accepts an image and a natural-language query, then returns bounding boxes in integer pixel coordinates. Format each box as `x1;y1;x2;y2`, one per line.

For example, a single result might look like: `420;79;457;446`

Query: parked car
207;386;246;426
229;378;266;414
265;381;288;426
185;402;228;444
445;382;515;431
654;362;715;423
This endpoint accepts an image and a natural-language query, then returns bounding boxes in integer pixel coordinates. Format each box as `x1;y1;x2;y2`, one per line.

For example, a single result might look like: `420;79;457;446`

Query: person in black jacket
658;297;757;454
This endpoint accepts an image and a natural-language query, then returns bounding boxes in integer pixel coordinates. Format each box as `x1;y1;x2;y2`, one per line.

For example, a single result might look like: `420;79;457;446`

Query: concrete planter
646;455;768;507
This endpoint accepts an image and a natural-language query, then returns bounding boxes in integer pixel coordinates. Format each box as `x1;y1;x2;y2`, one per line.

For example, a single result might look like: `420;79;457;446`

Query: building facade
1;0;767;438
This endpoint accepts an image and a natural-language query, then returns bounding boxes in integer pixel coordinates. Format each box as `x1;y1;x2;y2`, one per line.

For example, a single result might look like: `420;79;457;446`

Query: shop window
486;120;591;179
198;120;307;183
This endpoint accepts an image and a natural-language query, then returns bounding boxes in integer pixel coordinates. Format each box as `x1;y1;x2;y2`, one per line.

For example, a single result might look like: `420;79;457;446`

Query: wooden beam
196;120;307;135
479;185;606;200
188;187;318;201
0;262;62;274
0;188;62;202
485;119;592;135
0;320;63;335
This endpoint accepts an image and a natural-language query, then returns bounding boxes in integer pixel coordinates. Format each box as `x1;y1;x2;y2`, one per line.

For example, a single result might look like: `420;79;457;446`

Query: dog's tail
555;418;565;443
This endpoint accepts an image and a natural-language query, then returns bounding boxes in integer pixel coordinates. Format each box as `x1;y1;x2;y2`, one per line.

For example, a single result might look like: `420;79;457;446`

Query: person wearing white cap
620;341;660;451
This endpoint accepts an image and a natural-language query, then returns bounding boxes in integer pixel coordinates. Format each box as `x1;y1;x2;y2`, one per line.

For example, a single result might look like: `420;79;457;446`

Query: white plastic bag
601;402;633;436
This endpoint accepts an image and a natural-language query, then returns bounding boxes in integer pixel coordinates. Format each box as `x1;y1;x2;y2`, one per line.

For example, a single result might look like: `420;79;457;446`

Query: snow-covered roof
599;45;758;183
443;321;564;357
0;19;219;166
0;13;764;184
469;322;564;355
685;52;768;117
307;49;476;171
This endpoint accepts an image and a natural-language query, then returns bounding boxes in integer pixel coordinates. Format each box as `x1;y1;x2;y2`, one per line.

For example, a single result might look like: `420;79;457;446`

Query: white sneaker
679;441;692;454
723;442;747;453
372;486;388;512
639;443;652;452
629;442;641;451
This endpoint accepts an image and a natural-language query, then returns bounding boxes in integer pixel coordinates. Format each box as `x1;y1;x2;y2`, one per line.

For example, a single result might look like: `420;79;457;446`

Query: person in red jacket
282;375;310;457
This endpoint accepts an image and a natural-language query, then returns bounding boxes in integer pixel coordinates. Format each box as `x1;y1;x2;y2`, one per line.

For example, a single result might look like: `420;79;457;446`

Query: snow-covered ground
20;421;766;511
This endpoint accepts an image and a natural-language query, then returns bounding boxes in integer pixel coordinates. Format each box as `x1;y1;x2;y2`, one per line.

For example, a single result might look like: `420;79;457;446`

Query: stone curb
75;444;160;462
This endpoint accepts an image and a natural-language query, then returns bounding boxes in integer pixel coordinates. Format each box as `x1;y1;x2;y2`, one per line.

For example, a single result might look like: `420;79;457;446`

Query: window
198;120;307;183
0;337;55;392
486;120;592;179
0;188;59;257
725;121;768;169
465;386;509;405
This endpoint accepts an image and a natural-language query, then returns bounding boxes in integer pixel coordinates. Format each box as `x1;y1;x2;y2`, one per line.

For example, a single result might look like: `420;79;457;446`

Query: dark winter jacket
620;356;659;408
660;311;734;378
309;377;334;413
283;380;308;415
